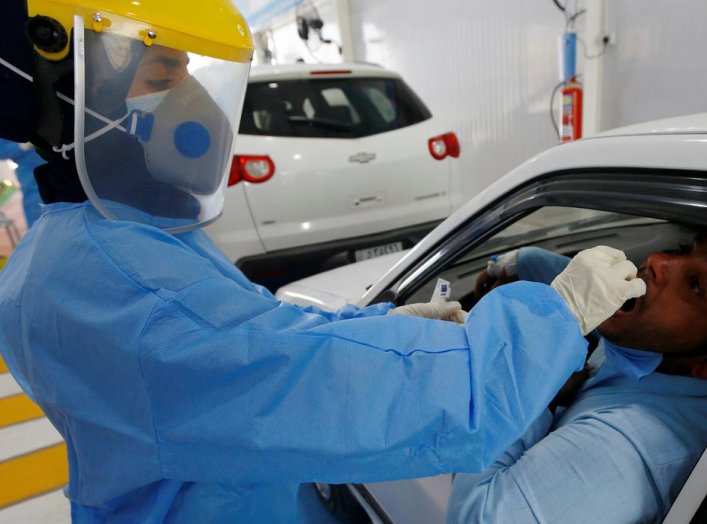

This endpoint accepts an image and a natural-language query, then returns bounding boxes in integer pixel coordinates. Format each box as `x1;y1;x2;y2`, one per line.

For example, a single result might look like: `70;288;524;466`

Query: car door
353;168;707;523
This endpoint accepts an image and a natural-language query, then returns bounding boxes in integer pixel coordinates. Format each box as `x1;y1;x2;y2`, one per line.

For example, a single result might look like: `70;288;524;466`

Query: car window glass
403;205;691;308
252;110;271;131
302;98;315;119
364;86;397;124
239;77;432;138
321;88;362;124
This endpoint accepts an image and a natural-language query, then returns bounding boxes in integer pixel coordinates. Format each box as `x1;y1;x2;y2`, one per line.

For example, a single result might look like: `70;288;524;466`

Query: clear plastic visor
74;14;250;232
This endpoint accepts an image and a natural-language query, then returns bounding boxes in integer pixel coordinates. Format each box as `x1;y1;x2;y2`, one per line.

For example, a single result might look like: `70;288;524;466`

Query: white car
275;113;707;523
206;63;460;290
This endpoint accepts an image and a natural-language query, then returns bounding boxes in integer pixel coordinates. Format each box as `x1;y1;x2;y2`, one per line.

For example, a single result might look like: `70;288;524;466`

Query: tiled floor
0;360;70;524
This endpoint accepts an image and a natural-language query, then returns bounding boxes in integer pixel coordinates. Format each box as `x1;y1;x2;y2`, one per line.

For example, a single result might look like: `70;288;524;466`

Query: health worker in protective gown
0;0;645;522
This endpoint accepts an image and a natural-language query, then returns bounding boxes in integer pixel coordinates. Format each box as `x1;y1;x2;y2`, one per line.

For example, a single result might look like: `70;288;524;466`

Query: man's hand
388;301;467;324
474;249;520;300
474;268;519;300
551;246;646;335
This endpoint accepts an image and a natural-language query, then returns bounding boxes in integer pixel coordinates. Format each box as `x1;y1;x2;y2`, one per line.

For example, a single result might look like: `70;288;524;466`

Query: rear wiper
287;115;353;131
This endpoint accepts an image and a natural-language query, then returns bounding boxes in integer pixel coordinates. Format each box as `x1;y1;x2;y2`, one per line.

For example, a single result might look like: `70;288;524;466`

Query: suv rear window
239;77;432;138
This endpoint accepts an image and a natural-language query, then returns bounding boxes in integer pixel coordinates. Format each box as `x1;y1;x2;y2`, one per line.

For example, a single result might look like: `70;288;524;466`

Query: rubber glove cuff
487;249;519;278
389;301;468;324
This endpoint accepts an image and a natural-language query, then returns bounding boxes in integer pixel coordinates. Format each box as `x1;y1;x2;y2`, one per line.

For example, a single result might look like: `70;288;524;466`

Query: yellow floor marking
0;394;44;428
0;356;7;374
0;443;68;509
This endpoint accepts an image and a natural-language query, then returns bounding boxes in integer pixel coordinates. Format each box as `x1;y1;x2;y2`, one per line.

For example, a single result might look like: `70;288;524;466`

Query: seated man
447;232;707;523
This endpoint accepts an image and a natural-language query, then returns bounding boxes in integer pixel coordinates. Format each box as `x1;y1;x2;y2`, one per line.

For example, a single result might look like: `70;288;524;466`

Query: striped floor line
0;356;69;515
0;443;68;509
0;373;22;399
0;418;64;462
0;489;70;524
0;394;45;428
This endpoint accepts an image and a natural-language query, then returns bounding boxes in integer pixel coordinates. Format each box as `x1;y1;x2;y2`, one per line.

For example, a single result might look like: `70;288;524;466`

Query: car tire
313;483;369;522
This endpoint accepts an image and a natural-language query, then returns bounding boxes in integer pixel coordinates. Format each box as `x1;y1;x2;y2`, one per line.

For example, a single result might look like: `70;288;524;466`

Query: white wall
599;0;707;130
348;0;565;203
254;0;345;65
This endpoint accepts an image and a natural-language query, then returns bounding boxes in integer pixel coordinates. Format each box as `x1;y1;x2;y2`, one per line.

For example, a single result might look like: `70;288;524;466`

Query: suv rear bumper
238;220;441;291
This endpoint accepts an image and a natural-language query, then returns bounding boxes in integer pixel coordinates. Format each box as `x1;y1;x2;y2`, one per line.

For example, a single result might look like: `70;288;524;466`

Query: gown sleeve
137;270;587;485
517;247;570;285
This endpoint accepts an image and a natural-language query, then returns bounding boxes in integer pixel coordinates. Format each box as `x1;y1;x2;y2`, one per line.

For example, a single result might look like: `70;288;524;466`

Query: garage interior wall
598;0;707;130
348;0;565;203
250;0;346;64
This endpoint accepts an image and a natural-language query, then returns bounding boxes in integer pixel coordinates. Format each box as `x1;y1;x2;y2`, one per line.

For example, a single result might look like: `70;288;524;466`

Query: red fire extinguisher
561;77;583;142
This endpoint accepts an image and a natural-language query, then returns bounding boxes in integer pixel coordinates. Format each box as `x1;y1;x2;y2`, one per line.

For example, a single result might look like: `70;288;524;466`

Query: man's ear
691;356;707;380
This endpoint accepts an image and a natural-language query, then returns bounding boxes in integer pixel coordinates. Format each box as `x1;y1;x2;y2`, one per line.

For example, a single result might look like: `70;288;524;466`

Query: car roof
358;114;707;305
248;62;401;82
595;112;707;137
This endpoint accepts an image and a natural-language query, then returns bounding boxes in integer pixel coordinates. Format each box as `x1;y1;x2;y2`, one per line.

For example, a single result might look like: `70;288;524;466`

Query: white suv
206;63;460;290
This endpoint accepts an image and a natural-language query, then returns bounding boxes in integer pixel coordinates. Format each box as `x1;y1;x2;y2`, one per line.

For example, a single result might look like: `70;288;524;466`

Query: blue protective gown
0;202;587;522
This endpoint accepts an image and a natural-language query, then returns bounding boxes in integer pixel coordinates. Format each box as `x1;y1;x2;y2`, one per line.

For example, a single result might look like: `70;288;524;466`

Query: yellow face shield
27;0;254;232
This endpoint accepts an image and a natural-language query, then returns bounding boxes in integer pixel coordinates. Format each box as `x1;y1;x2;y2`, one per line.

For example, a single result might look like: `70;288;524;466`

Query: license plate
354;241;403;262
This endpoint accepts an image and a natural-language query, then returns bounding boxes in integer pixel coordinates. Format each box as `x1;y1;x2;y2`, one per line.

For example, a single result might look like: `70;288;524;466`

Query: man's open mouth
618;273;647;314
620;297;637;312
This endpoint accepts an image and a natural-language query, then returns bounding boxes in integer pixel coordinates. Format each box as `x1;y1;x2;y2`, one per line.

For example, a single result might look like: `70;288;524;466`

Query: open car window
384;169;707;308
402;205;695;307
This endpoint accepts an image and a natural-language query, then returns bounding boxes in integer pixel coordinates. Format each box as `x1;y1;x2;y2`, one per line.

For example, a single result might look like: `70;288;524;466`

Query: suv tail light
228;155;275;186
428;132;460;160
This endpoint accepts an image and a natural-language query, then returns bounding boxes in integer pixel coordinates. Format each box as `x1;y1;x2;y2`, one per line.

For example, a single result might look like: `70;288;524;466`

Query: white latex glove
389;301;468;324
551;246;646;335
486;249;519;277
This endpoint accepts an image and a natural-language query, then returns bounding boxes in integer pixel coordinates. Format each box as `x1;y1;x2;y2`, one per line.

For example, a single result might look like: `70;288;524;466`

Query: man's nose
645;252;674;286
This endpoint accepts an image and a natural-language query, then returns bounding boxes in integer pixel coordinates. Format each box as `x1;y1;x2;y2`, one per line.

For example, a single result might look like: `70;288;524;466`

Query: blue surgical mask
125;89;170;114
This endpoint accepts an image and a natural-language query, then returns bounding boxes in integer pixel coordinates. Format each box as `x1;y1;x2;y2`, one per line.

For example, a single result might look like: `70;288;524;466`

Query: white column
582;0;606;136
334;0;356;62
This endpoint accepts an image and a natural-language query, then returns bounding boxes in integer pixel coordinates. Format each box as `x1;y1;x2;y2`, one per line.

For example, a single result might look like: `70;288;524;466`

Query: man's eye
689;276;702;295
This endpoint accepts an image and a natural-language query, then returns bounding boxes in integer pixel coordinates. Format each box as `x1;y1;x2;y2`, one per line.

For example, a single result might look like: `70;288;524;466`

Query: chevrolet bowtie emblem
348;152;376;164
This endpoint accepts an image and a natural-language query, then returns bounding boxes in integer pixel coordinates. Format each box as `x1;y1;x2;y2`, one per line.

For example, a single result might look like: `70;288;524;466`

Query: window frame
375;168;707;306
